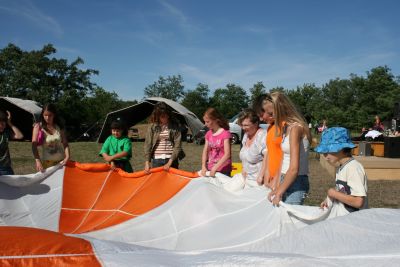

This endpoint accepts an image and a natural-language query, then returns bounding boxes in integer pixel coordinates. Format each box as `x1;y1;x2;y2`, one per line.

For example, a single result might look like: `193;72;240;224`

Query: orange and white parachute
1;162;400;266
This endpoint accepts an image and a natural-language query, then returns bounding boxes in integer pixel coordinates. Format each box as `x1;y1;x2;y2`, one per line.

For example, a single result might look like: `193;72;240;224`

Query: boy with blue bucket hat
315;127;368;212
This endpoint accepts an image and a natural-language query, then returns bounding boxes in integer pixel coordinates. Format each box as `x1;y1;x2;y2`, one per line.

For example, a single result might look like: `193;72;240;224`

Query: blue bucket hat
314;127;356;153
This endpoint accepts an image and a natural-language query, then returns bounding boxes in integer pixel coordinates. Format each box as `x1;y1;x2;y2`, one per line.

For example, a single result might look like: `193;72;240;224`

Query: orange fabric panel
60;163;199;234
0;226;101;267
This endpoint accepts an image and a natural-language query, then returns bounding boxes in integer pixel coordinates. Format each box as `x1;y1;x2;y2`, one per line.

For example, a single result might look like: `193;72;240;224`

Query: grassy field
8;140;400;208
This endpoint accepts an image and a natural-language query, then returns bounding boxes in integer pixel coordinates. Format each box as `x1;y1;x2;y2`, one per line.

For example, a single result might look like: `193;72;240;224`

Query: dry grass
8;141;400;208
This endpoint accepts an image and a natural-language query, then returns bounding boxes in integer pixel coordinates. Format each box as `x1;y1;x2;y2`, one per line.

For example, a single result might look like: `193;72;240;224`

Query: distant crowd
0;91;368;212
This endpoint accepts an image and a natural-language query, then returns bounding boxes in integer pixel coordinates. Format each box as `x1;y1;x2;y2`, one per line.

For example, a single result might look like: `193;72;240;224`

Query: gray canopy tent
97;97;204;143
0;96;42;141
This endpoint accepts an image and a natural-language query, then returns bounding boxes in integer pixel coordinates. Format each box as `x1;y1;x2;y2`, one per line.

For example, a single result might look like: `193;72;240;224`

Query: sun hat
314;127;356;153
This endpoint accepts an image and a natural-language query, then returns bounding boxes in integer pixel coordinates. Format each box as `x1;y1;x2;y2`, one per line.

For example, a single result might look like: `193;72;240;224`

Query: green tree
181;83;210;119
349;66;400;130
319;78;355;128
286;84;322;124
83;87;123;125
210;83;249;119
249;81;266;107
144;75;185;101
0;43;98;104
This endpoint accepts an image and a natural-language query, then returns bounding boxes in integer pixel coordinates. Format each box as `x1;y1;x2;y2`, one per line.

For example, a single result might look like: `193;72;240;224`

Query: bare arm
201;140;209;176
257;149;271;186
327;188;365;209
102;151;128;162
31;123;43;172
7;111;23;140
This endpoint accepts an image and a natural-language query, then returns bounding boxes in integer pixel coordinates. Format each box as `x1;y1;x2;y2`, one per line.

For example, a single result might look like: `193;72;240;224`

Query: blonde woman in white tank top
268;92;311;205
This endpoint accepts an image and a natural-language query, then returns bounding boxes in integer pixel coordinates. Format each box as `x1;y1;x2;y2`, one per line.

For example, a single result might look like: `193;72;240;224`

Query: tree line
1;43;399;140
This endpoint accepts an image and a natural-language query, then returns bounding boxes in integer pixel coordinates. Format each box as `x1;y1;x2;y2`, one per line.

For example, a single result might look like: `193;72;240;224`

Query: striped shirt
153;126;174;159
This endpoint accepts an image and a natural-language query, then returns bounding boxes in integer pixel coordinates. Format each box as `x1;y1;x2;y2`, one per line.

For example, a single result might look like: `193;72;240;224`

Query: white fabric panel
86;175;342;251
0;164;64;231
1;168;400;266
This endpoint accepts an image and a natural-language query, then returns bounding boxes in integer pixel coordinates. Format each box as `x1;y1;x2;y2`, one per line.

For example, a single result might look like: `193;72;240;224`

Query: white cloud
158;0;200;34
0;0;63;37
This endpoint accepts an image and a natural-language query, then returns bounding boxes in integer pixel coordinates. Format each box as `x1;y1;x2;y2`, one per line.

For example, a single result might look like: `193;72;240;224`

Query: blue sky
1;0;399;101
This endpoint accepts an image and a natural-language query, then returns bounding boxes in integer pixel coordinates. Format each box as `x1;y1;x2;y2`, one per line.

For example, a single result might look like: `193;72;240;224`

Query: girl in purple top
201;108;232;177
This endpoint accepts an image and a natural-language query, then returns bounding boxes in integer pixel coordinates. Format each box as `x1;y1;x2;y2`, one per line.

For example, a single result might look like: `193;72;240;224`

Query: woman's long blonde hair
271;91;311;142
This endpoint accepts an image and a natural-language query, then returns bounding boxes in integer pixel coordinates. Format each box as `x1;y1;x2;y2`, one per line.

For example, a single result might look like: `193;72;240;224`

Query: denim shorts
280;174;309;205
0;166;14;176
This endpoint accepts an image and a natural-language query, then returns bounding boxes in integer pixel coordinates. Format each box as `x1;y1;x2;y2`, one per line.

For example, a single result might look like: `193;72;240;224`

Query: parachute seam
69;169;113;234
87;174;153;230
129;197;267;244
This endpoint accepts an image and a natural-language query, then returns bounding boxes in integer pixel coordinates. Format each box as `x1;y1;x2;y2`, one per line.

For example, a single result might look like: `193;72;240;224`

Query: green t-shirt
99;135;133;172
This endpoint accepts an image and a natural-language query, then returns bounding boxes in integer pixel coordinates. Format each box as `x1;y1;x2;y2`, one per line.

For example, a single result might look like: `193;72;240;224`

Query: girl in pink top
201;108;232;177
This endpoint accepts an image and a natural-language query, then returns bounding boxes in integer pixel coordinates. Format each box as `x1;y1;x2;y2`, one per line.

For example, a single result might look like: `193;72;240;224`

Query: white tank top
42;126;65;162
280;124;309;175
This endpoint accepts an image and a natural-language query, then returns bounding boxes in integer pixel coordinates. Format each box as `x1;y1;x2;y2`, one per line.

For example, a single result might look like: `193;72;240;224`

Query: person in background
237;109;267;185
144;102;183;172
0;110;24;175
99;119;133;173
318;119;328;133
32;104;70;172
201;108;232;177
315;127;368;212
372;115;384;132
268;92;311;205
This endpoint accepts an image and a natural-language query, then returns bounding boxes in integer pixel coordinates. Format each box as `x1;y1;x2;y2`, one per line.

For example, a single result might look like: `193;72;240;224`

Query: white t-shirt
239;128;267;181
281;124;309;175
335;158;368;211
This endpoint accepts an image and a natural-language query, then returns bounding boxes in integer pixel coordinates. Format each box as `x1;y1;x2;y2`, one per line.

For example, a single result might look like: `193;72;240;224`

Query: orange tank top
266;124;283;183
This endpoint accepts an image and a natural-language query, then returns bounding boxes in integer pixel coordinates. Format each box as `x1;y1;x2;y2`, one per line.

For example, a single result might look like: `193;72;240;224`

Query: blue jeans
0;166;14;176
280;174;309;205
152;158;179;169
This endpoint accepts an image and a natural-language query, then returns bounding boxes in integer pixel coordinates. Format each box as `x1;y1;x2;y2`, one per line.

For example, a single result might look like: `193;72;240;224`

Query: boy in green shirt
99;119;133;173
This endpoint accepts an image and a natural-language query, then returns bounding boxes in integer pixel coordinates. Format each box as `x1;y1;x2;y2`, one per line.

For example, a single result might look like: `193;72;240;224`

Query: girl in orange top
253;94;283;189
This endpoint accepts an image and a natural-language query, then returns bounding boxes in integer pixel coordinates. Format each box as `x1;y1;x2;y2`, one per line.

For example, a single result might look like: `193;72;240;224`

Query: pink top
205;129;232;173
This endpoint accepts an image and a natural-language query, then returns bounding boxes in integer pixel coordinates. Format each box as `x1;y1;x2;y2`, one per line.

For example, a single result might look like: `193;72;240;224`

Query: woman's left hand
268;189;282;206
60;157;69;166
163;160;172;171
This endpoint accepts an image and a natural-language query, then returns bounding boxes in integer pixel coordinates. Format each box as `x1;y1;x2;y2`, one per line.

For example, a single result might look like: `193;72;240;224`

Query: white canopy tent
0;96;42;140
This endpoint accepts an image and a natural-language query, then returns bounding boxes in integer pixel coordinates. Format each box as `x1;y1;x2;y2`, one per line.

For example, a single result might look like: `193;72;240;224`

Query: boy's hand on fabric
320;199;329;209
103;155;113;162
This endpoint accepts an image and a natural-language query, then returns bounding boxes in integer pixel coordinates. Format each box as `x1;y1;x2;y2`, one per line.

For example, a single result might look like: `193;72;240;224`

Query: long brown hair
270;91;311;142
252;93;272;116
40;103;64;130
204;107;229;130
150;102;175;125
